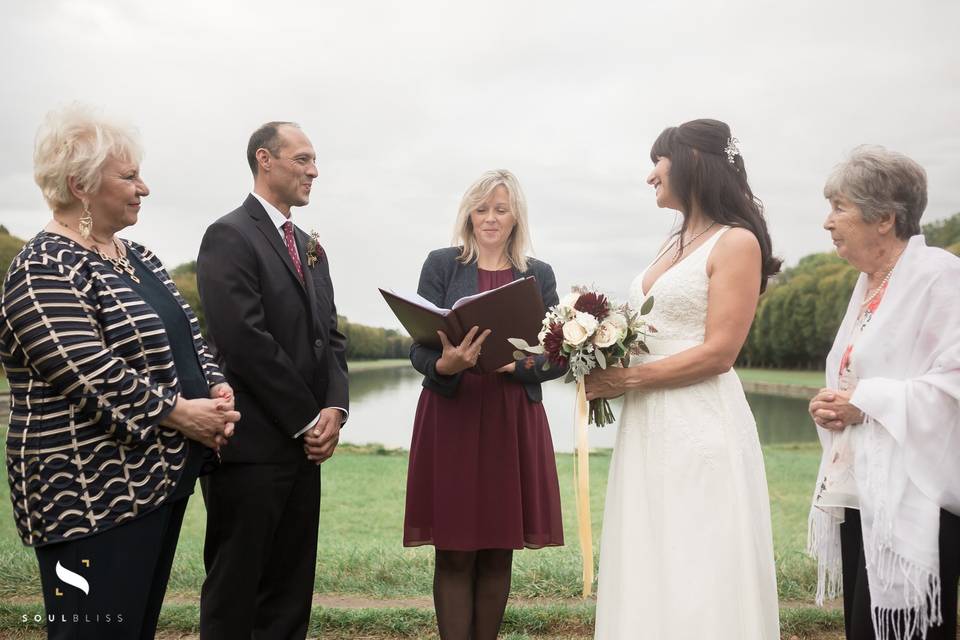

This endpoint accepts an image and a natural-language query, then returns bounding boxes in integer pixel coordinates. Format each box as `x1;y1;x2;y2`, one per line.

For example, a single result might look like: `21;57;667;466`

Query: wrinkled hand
585;366;627;401
166;397;240;450
809;388;863;431
211;382;234;406
210;383;236;442
303;408;343;464
435;326;491;376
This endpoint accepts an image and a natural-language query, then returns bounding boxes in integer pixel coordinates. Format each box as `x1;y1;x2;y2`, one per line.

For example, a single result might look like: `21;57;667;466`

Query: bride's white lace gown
594;228;779;639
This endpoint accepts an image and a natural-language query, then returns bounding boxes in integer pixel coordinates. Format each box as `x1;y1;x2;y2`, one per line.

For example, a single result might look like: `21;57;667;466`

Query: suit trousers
199;459;321;640
841;507;960;639
34;497;189;640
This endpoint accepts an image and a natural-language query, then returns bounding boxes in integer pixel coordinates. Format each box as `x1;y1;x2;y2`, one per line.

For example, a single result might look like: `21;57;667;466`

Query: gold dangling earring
78;201;93;239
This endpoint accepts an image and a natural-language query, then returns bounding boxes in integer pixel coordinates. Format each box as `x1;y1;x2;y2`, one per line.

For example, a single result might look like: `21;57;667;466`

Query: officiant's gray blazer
409;246;567;402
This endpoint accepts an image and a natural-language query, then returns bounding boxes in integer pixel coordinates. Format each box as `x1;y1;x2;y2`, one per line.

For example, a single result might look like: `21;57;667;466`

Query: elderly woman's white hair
823;145;927;240
452;169;532;272
33;104;143;211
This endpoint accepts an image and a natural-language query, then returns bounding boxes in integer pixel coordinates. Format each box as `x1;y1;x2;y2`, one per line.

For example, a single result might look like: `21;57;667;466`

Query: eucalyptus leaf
507;337;531;350
513;350;526;360
596;349;607;369
541;361;551;371
640;295;655;316
526;345;545;354
637;341;650;354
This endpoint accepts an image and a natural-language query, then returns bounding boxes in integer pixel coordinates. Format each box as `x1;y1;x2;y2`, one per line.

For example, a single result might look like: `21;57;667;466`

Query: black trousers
841;507;960;640
34;497;188;640
199;459;321;640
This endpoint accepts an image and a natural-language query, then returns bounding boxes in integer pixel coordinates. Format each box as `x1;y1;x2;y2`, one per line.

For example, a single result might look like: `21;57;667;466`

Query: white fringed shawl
808;234;960;640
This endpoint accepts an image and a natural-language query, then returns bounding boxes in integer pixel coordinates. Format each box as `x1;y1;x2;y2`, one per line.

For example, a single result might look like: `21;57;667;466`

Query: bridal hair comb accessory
724;137;741;164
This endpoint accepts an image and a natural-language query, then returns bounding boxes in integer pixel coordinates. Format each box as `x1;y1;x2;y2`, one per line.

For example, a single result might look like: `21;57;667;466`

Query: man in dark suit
196;121;349;639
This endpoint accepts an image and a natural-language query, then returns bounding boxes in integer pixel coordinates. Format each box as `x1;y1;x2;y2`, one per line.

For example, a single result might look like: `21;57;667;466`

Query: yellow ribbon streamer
573;380;593;598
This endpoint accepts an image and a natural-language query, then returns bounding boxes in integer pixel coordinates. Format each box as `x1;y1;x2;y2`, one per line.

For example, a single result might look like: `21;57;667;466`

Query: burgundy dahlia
543;322;567;366
574;291;609;319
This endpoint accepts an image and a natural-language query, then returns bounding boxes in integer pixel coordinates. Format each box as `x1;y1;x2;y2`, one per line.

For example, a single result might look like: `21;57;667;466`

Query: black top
120;251;213;500
408;247;568;403
1;233;224;546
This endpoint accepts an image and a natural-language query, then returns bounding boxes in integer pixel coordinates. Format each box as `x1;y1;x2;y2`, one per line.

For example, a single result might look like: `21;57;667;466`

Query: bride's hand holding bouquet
511;287;655;427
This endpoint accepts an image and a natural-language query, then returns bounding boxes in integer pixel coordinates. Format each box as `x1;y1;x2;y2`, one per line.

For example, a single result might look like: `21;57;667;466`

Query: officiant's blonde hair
453;169;531;272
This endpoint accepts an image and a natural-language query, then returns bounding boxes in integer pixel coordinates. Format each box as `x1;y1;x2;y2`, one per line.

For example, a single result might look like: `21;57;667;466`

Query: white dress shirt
250;191;348;438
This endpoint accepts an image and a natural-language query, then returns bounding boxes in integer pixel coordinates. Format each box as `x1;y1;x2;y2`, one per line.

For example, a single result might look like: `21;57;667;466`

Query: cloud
1;0;958;327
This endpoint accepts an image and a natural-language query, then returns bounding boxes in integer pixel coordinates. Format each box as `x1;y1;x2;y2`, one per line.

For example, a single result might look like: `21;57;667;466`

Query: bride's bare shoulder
708;227;761;275
715;227;760;257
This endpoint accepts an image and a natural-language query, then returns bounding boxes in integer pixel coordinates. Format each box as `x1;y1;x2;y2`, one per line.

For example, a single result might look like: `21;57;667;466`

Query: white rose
561;292;580;307
606;312;628;332
562;319;589;346
574;311;599;336
593;319;620;348
558;292;580;311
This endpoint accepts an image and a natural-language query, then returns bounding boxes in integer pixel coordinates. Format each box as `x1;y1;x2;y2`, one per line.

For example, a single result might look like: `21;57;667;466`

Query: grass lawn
737;367;825;388
0;425;835;636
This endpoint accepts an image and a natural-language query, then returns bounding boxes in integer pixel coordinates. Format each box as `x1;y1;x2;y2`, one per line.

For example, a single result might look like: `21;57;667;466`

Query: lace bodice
628;227;730;344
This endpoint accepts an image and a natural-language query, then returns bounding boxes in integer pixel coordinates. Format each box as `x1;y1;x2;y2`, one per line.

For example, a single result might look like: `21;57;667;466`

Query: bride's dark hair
650;118;781;292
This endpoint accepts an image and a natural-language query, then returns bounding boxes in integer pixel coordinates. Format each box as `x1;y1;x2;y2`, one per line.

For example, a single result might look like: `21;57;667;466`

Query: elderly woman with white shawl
808;145;960;640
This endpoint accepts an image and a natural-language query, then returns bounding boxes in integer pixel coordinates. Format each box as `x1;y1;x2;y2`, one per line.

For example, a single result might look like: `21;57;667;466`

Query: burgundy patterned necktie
281;221;304;283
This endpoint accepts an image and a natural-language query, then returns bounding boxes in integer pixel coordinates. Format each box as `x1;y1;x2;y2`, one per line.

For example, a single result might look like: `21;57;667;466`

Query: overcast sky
2;0;958;329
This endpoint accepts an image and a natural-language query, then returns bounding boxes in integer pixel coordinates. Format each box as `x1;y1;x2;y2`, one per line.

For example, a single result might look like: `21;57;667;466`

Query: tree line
739;212;960;369
168;262;413;361
0;235;411;362
2;213;958;368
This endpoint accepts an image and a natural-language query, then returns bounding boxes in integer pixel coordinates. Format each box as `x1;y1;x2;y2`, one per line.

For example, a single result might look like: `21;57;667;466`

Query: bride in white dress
586;119;781;639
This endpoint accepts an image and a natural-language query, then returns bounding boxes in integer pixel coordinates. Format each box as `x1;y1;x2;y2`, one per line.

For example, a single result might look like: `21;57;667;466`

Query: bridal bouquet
510;287;656;427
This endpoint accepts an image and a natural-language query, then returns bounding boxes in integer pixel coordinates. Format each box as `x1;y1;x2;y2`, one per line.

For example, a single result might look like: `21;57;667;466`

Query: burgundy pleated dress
403;268;564;551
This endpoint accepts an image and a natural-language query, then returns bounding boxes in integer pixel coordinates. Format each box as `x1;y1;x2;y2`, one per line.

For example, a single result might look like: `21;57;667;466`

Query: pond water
343;365;817;453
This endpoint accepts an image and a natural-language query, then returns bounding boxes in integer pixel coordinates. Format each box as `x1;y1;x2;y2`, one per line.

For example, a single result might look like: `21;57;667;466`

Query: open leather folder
379;276;545;373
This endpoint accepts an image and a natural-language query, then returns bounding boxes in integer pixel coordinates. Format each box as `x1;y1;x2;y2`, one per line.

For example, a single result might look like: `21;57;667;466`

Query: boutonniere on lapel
306;230;325;267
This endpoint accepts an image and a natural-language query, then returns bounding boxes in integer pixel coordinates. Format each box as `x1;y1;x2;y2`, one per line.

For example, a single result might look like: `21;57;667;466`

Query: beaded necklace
860;246;906;309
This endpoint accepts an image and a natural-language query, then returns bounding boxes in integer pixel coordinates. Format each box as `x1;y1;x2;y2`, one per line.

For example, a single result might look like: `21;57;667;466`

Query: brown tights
433;549;514;640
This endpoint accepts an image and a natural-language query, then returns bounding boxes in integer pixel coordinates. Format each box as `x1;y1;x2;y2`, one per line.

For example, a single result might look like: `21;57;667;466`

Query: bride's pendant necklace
671;221;717;264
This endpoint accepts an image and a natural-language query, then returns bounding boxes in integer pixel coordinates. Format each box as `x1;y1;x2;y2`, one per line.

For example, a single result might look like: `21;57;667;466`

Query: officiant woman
403;169;565;639
0;105;238;639
807;145;960;640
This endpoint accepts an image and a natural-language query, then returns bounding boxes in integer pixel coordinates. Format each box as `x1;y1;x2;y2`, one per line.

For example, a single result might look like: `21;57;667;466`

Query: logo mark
55;561;90;596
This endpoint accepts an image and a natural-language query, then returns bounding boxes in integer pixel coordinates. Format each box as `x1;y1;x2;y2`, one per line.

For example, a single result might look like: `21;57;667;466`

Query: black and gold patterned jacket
0;232;225;547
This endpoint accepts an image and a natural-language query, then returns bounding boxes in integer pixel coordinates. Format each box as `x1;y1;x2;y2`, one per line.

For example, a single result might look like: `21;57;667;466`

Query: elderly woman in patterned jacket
0;105;240;640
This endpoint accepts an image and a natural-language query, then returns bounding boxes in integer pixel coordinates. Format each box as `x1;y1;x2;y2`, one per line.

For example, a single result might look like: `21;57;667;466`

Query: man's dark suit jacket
410;246;567;402
196;194;349;463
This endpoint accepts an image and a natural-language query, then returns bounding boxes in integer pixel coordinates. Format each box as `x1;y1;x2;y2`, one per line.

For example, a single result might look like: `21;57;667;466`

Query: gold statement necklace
56;220;140;284
96;237;140;284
